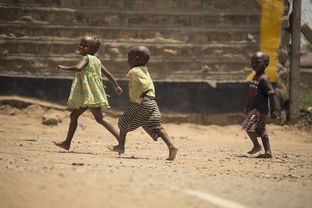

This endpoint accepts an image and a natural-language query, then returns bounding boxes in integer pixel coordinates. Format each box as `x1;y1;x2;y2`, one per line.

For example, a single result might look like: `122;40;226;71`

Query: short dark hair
85;33;100;52
128;46;150;65
260;51;270;66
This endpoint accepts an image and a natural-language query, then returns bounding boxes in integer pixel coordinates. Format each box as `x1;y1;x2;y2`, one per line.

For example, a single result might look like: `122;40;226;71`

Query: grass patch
299;83;312;110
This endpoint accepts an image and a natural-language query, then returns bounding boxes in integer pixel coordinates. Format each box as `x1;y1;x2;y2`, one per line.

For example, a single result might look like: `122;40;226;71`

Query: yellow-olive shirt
127;66;155;103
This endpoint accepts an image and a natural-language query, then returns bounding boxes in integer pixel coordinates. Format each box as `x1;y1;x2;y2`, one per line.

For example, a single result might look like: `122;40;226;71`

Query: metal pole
289;0;301;123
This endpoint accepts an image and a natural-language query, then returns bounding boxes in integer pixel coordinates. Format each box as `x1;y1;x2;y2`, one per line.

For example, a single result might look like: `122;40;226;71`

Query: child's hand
56;65;65;70
115;86;123;95
271;110;278;119
134;97;144;105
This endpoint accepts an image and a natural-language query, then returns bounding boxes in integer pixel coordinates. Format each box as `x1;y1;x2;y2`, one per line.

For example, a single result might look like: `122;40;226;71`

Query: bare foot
107;145;125;155
53;141;70;150
247;146;262;154
256;153;273;158
167;147;178;161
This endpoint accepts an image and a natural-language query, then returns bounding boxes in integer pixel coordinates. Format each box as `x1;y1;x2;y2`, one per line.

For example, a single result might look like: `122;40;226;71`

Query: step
0;0;260;10
0;54;250;81
0;37;258;58
0;5;260;27
0;22;259;43
0;0;260;83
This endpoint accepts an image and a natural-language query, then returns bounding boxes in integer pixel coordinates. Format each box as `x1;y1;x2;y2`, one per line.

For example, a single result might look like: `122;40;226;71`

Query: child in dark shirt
243;51;278;158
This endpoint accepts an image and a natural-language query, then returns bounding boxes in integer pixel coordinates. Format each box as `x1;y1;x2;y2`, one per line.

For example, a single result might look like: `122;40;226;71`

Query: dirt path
0;103;311;208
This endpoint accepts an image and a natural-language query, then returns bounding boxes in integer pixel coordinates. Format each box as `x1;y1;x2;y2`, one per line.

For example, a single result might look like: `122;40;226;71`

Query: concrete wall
0;0;260;81
0;75;249;114
0;0;265;123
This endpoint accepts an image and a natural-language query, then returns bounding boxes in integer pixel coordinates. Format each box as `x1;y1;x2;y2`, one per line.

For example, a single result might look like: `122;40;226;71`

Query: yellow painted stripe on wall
246;0;284;82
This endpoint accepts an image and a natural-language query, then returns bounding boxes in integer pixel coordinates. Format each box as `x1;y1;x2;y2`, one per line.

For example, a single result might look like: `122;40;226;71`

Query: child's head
127;46;151;68
79;34;100;55
251;51;270;73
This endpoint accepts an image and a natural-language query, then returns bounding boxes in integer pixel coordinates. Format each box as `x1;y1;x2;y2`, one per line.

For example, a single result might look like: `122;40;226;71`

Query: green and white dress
67;54;110;109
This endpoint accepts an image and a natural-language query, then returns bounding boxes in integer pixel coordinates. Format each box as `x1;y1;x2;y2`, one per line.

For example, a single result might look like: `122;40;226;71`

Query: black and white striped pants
118;99;163;140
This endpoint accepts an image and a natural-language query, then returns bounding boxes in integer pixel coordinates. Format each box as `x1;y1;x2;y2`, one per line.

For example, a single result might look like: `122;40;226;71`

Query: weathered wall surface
0;75;250;116
0;0;266;123
0;0;260;81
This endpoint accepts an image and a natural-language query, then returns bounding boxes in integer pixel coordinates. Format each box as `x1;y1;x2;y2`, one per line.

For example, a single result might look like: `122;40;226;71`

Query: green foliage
299;83;312;110
303;43;312;52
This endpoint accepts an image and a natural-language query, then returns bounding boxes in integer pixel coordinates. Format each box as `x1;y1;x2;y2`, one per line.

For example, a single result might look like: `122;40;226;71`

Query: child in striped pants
110;46;178;160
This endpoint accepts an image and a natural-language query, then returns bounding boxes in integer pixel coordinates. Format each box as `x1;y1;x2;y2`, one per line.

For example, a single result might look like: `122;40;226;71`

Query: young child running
243;51;278;158
53;34;123;150
110;46;178;160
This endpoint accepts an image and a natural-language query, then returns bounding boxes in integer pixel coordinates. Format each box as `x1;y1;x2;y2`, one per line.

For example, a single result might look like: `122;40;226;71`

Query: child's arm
101;64;123;95
269;93;278;119
244;99;251;114
134;90;149;105
56;56;88;72
259;77;278;119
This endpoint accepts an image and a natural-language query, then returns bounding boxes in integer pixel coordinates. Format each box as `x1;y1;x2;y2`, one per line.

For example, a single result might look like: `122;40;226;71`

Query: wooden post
289;0;301;123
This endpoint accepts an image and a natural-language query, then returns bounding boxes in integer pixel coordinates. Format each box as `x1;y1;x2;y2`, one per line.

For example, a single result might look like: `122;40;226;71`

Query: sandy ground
0;101;311;208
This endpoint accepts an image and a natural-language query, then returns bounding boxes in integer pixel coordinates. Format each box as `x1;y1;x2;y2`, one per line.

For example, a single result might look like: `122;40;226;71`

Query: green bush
300;83;312;110
303;43;312;52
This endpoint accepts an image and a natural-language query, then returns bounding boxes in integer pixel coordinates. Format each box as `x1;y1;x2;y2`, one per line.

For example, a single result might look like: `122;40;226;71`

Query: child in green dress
53;34;123;150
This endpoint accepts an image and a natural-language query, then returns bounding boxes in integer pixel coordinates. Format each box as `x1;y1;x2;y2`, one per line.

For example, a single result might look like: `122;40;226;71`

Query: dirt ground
0;99;311;208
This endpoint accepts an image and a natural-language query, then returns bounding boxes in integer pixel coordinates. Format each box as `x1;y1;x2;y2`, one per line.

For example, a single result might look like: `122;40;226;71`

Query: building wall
0;0;260;81
0;0;267;122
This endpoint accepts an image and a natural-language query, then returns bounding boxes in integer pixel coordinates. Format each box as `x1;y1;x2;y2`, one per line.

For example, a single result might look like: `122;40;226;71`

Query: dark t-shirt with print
246;74;274;115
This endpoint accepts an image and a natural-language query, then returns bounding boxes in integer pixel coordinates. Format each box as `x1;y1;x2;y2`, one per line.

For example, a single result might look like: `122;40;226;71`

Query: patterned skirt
118;99;163;140
67;73;110;109
242;113;268;137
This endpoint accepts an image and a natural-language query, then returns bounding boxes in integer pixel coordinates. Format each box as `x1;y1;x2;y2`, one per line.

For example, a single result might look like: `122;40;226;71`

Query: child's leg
54;108;87;150
155;128;178;160
109;103;143;155
246;131;262;154
255;116;272;158
110;131;126;154
89;107;119;141
257;136;273;158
